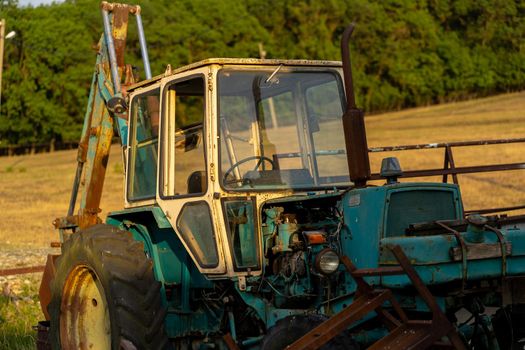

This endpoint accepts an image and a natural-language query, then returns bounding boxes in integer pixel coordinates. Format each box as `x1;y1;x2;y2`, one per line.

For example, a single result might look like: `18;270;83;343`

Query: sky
18;0;64;6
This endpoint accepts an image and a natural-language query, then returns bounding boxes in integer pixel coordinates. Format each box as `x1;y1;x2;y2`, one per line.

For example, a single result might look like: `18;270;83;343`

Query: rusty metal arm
59;3;146;232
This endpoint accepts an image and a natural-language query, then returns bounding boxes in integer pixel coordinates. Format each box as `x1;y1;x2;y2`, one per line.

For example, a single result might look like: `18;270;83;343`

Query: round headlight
315;249;340;275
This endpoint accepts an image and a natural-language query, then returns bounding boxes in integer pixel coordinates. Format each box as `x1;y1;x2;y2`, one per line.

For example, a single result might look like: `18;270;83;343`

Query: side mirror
175;130;200;152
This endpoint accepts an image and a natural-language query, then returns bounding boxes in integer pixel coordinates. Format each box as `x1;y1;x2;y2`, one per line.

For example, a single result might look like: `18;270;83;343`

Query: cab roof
126;58;342;92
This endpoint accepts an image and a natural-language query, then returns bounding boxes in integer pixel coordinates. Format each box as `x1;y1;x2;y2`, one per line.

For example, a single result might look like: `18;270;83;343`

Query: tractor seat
187;171;206;194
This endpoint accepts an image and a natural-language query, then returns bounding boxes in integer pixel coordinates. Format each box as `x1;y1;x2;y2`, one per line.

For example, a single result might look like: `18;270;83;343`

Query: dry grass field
0;145;124;249
366;91;525;211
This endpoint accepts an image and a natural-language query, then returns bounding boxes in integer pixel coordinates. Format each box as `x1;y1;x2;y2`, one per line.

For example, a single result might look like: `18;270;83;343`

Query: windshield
218;68;350;190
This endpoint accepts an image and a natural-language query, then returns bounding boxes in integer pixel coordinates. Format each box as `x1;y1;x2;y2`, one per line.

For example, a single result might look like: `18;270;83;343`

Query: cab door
156;68;226;274
126;83;161;206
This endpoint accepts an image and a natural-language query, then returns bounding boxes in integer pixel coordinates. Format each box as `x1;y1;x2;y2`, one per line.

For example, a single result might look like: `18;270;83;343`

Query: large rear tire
48;224;168;349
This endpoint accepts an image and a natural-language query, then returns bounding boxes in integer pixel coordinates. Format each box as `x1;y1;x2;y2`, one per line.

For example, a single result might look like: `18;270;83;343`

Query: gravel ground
1;247;60;298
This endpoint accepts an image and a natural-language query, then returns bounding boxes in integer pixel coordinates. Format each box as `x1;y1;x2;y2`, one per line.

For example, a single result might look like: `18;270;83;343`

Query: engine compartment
255;194;347;308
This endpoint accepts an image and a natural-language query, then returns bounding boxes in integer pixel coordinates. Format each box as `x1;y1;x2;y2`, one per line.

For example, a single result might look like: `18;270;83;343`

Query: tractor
38;2;525;350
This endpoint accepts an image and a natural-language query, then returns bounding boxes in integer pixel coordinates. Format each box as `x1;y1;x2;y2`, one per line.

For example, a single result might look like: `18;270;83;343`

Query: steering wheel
223;156;276;185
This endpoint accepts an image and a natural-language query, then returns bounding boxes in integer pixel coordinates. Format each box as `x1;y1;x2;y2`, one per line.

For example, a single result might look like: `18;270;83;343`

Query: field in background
0;91;523;348
367;91;525;212
0;145;124;248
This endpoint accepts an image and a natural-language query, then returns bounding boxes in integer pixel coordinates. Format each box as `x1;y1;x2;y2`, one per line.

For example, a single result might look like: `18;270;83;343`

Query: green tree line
0;0;523;145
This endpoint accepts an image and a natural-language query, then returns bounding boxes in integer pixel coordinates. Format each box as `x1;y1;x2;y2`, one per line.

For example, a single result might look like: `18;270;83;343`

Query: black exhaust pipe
341;24;370;187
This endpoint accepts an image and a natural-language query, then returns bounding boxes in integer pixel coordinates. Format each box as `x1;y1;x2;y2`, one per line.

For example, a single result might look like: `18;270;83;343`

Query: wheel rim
60;265;111;349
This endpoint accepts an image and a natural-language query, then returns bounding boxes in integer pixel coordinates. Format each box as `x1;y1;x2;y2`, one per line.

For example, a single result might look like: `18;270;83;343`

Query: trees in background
0;0;523;145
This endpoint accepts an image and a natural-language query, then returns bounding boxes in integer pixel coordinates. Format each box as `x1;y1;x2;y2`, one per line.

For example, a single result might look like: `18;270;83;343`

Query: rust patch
38;255;59;320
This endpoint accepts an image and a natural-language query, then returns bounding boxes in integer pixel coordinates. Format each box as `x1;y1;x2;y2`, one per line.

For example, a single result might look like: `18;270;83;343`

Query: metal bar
101;8;121;94
465;204;525;215
340;255;372;294
369;137;525;153
442;146;449;183
436;221;467;291
446;146;458;184
388;246;468;350
376;307;403;329
351;266;404;277
389;245;451;321
484;225;507;277
370;162;525;180
135;10;152;79
342;255;408;323
67;163;83;216
286;291;392;350
0;265;45;276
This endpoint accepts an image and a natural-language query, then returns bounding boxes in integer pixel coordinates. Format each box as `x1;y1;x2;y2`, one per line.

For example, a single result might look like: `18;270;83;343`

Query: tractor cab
124;59;353;276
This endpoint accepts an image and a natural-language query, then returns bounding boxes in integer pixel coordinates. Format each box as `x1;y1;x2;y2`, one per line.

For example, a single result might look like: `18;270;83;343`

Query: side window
128;88;160;201
162;77;206;197
177;202;219;267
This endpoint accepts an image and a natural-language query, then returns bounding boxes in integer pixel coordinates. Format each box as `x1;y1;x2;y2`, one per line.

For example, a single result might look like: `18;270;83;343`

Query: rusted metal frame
369;137;525;153
389;246;448;324
370;162;525;181
290;250;461;350
101;3;130;94
371;137;525;186
101;2;132;142
39;254;59;320
375;306;403;329
342;256;408;328
340;255;373;294
342;256;409;326
388;246;467;350
78;69;115;228
484;225;508;278
350;266;405;277
442;146;459;185
447;147;458;184
442;146;450;183
77;5;133;229
286;290;393;350
64;69;98;232
340;24;370;187
465;204;525;215
369;320;462;350
367;323;435;350
102;2;150;80
0;265;45;276
496;214;525;226
436;221;468;292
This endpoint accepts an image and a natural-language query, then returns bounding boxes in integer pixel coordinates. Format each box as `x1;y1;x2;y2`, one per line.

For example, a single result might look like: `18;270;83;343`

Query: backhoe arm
54;2;151;235
41;2;151;321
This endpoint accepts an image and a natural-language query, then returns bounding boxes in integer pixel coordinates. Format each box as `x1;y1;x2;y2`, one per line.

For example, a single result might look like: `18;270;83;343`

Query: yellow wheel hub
60;265;111;349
